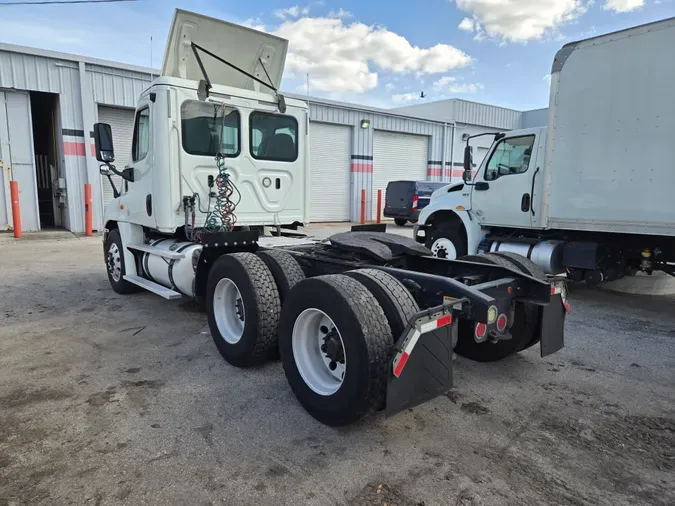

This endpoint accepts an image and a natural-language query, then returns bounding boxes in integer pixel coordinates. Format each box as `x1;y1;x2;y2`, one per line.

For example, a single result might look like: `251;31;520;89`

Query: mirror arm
105;173;120;199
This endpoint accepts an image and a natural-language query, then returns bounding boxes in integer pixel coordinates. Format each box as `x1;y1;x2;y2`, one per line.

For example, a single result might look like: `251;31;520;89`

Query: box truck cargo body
416;17;675;283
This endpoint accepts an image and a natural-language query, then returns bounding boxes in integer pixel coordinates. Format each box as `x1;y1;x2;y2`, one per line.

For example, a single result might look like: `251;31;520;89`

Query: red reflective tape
437;315;452;327
393;352;410;378
563;301;571;314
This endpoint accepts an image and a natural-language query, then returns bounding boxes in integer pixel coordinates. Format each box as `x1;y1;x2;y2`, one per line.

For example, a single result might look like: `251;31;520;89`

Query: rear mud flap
386;325;455;417
540;294;565;357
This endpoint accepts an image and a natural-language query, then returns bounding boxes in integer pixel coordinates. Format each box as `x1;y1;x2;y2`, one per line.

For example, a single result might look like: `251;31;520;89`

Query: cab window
132;107;150;162
249;112;298;162
181;100;240;157
485;135;535;181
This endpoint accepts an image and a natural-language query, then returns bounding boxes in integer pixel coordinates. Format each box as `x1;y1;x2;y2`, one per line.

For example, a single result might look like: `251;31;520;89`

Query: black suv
384;180;445;226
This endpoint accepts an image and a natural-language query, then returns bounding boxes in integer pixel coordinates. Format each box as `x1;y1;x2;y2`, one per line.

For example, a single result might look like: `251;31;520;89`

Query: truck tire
345;269;419;344
206;253;280;367
104;229;139;295
394;218;407;227
454;253;539;362
257;249;305;305
425;219;467;259
278;275;392;426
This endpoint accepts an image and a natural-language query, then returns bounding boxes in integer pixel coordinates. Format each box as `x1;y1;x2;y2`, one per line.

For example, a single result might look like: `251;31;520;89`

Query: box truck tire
278;275;392;426
206;253;281;367
425;219;467;260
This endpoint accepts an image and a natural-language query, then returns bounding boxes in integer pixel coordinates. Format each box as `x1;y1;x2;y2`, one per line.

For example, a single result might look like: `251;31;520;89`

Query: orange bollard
360;189;366;224
376;189;382;224
84;184;93;236
10;180;21;238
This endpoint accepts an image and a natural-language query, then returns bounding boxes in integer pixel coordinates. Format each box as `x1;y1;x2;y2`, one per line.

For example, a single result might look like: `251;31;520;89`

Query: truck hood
431;182;464;201
161;9;288;94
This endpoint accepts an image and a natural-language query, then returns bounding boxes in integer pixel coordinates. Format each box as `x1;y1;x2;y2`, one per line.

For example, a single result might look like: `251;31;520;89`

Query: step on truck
98;9;568;426
417;17;675;285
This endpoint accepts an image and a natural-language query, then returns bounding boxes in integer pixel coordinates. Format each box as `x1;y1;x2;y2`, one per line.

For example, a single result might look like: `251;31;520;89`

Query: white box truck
95;10;568;426
416;17;675;284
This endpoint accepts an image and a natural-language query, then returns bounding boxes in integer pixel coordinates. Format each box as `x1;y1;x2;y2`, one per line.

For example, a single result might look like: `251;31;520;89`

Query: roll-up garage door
98;106;135;206
372;130;428;218
309;122;352;222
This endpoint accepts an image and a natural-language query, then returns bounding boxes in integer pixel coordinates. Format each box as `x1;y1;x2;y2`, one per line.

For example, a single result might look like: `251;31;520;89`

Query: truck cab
416;127;547;259
99;10;309;236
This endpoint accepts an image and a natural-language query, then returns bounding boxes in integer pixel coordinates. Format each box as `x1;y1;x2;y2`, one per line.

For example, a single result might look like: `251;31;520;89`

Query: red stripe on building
427;167;442;177
90;143;96;158
64;141;86;156
351;162;373;173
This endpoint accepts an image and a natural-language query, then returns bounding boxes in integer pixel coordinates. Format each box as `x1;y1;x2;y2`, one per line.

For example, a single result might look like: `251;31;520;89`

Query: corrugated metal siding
452;99;522;130
88;64;153;108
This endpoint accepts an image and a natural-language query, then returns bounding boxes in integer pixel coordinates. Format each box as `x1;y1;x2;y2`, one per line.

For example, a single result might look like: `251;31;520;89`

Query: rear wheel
104;229;139;295
279;275;392;426
257;249;305;305
454;253;539;362
425;218;467;260
206;253;280;367
345;269;419;344
394;218;407;227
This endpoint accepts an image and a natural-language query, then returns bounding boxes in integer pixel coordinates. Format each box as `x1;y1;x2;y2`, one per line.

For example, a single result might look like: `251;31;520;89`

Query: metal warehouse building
0;42;547;233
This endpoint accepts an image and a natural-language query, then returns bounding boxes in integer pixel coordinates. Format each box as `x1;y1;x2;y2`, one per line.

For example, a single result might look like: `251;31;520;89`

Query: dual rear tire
206;252;419;426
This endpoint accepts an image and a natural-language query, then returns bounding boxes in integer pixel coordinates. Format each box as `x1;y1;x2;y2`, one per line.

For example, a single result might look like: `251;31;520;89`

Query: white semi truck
97;10;568;426
417;17;675;285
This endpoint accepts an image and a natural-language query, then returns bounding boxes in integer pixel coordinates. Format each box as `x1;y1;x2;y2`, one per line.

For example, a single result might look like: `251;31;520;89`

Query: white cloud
385;83;395;91
392;92;423;103
452;0;590;43
328;8;353;18
274;17;472;93
433;76;483;93
458;17;475;32
603;0;644;12
242;17;266;32
274;5;310;20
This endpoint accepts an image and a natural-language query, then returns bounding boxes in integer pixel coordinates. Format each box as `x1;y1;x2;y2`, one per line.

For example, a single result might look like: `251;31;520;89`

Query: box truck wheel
278;275;392;426
425;219;467;260
104;229;139;295
454;254;539;362
394;218;407;227
206;253;280;367
345;268;419;344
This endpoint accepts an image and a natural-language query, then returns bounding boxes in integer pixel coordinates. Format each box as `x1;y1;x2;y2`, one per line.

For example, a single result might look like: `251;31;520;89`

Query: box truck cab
416;17;675;283
99;10;310;237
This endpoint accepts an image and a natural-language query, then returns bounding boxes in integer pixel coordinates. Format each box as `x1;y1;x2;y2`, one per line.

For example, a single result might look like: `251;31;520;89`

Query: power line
0;0;137;5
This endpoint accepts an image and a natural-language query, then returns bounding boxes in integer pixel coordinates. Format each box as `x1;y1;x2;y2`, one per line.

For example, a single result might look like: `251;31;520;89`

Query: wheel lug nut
329;361;337;371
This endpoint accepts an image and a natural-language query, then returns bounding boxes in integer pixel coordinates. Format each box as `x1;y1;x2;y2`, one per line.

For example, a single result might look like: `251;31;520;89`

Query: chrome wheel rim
213;278;245;344
431;238;457;260
107;243;122;282
292;308;346;396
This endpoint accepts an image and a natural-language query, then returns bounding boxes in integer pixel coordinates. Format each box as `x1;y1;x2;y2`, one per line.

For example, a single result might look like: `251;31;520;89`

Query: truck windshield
181;100;240;157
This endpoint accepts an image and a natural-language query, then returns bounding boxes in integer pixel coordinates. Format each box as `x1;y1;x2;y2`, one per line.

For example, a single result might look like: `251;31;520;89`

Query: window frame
180;100;242;158
248;111;299;162
483;134;535;181
131;106;151;163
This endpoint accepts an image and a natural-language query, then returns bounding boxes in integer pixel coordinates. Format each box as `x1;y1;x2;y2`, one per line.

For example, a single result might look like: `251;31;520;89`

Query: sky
0;0;673;111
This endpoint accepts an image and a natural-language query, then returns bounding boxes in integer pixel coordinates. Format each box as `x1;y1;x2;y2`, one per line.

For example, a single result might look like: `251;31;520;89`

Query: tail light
412;194;419;210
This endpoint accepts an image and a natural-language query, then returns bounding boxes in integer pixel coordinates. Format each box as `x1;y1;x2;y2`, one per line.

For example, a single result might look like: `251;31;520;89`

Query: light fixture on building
462;133;470;141
361;119;370;129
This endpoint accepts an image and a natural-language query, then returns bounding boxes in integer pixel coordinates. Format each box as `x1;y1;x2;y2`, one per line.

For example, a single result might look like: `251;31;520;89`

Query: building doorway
30;91;64;229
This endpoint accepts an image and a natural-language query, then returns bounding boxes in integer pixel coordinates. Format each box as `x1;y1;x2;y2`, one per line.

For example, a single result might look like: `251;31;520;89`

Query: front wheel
394;218;407;227
104;229;139;294
424;219;468;260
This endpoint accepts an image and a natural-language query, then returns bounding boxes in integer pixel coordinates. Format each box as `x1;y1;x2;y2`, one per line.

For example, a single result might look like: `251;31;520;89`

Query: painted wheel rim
431;238;458;260
292;308;346;396
107;242;122;282
213;278;245;344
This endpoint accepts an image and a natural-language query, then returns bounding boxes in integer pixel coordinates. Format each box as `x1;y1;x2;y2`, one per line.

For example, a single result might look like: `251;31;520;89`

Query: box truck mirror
463;145;473;172
93;123;115;163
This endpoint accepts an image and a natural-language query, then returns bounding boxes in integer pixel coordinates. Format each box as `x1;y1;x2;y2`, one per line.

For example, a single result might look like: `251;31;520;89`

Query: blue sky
0;0;673;111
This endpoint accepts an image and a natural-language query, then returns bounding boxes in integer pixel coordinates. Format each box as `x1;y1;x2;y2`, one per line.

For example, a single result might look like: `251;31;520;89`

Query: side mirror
99;164;111;176
462;169;473;183
463;145;473;172
93;123;115;163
